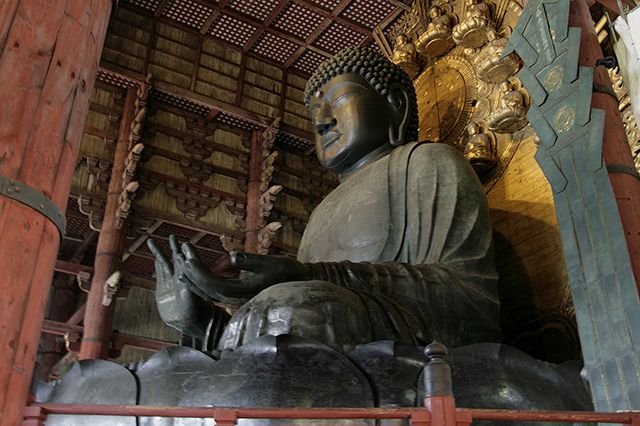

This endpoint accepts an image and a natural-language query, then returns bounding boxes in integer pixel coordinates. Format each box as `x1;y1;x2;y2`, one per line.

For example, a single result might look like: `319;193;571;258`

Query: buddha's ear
387;84;410;147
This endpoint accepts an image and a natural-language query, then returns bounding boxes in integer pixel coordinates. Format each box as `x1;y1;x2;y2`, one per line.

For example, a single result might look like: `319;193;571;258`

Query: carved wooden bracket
116;76;151;229
259;185;283;218
183;115;219;159
77;195;105;232
257;221;282;255
85;156;111;192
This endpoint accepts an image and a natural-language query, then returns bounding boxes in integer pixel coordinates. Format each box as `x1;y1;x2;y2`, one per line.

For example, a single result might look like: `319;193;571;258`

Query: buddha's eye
331;91;357;108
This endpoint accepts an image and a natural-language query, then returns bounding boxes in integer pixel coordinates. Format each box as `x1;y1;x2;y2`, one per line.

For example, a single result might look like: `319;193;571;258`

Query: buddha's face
308;73;395;174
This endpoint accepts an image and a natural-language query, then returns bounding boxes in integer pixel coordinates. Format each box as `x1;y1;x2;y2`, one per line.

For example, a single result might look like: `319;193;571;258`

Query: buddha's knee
218;281;375;351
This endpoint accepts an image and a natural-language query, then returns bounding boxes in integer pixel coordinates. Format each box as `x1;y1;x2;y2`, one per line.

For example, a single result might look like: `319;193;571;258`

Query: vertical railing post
422;342;457;426
22;406;47;426
213;409;238;426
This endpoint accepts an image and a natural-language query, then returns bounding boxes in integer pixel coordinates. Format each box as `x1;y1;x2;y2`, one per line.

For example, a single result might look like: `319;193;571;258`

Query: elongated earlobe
387;85;410;147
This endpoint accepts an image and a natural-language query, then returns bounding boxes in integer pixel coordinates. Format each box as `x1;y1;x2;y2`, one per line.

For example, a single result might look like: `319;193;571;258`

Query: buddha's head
304;47;418;176
396;33;408;45
429;6;442;19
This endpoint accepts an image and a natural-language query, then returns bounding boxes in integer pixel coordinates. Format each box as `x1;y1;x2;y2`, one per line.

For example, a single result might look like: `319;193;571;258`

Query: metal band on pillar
0;175;66;237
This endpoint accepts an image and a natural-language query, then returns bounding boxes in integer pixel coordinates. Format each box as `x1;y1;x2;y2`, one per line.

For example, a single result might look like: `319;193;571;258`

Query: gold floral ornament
452;0;494;48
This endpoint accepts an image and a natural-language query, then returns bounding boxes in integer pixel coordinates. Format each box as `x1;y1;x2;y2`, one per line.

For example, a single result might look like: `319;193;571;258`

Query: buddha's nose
315;117;337;136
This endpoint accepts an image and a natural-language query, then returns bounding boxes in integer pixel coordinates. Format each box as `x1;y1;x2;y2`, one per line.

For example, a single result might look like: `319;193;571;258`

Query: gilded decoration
415;5;456;58
452;0;495;48
487;80;529;133
391;34;421;78
415;55;477;147
463;122;498;173
474;30;521;83
608;66;640;173
383;0;530;180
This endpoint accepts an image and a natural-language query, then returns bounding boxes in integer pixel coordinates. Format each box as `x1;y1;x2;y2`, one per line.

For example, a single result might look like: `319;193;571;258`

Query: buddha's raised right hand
147;235;211;340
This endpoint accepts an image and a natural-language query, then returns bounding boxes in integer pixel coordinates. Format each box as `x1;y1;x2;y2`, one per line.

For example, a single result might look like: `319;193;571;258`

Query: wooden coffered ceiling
122;0;410;75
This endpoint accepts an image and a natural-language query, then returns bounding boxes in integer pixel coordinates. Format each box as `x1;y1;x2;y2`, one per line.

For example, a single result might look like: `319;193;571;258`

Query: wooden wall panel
487;135;576;361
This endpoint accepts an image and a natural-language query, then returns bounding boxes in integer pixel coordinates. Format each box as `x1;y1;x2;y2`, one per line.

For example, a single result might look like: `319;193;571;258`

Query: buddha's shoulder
400;141;467;164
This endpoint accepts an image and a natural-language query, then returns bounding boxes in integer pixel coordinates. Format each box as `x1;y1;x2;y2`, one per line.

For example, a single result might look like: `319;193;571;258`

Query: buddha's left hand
180;242;312;304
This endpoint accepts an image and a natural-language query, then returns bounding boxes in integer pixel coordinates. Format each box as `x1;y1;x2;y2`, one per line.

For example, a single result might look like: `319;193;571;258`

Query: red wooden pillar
39;283;77;379
0;0;113;423
244;130;263;253
79;87;137;360
569;0;640;289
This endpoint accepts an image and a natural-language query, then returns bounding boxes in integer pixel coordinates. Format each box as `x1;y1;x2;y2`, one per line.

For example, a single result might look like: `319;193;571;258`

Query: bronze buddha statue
40;47;591;425
149;46;501;352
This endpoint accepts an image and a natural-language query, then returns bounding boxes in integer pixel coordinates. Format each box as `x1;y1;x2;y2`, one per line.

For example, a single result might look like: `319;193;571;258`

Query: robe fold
219;142;501;351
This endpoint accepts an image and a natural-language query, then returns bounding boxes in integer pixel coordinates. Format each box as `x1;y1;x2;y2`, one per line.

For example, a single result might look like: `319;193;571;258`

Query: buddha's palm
148;235;313;332
147;235;210;339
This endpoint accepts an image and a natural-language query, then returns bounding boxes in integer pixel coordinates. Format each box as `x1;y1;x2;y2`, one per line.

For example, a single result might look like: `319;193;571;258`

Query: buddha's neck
338;145;392;182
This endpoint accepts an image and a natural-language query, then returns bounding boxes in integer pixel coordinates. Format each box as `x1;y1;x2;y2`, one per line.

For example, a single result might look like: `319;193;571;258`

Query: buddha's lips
321;132;341;148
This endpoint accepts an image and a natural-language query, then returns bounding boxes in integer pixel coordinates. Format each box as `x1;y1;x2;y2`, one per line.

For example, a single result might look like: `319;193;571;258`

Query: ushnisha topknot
304;46;419;143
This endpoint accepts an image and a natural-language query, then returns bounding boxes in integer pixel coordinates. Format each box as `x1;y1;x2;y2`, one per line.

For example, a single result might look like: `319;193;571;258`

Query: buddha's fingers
230;252;272;273
147;238;172;274
181;242;198;260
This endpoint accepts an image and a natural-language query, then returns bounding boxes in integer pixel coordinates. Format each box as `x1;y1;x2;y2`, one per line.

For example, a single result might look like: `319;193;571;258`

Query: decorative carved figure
463;122;498;174
391;34;420;78
474;30;521;83
452;0;494;48
259;185;283;218
415;6;455;58
487;80;529;133
257;221;282;255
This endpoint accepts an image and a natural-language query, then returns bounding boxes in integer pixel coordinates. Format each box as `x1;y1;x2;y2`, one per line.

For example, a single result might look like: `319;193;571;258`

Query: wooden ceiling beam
184;0;332;57
154;0;172;17
291;0;370;34
98;65;314;142
54;260;157;291
243;0;290;52
65;304;86;326
41;320;176;352
284;18;332;68
333;0;351;15
122;220;164;262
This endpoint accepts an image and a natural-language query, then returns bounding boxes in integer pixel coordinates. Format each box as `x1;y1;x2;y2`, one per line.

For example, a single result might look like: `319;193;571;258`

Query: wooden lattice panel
123;254;156;277
162;0;213;29
96;69;139;89
153;223;201;240
208;13;258;48
228;0;280;21
313;21;365;54
251;32;299;63
198;233;227;253
340;0;397;29
277;133;313;151
272;3;325;40
291;49;327;75
309;0;342;12
217;112;263;132
126;0;162;13
152;89;211;116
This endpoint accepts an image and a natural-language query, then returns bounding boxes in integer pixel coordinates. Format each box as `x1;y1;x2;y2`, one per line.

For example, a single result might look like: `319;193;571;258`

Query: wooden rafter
243;0;291;51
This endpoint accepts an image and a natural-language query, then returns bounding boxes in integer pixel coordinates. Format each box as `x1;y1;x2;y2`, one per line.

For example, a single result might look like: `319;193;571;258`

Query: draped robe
219;142;501;351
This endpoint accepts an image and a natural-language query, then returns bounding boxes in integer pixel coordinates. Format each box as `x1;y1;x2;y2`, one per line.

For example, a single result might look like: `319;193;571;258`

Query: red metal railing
22;396;640;426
